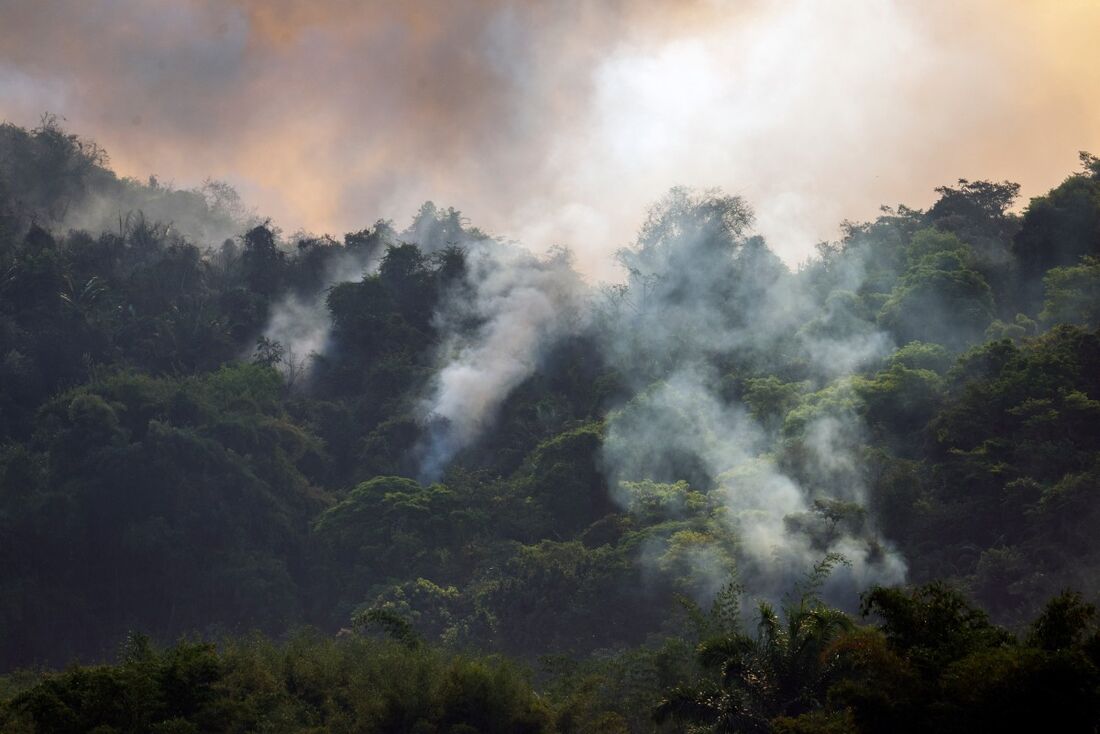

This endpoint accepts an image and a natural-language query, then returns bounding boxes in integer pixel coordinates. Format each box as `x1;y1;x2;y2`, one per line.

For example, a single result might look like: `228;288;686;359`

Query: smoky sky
1;0;1098;279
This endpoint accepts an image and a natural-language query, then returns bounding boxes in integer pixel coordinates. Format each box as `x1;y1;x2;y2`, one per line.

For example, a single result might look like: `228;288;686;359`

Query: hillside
2;119;1100;732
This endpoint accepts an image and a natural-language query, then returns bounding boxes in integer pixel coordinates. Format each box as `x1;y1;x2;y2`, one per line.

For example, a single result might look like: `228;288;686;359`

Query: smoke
397;185;905;601
0;118;253;247
4;1;1100;280
257;202;479;382
259;225;391;374
256;201;589;478
416;240;587;481
7;0;1099;610
62;177;253;248
595;188;905;603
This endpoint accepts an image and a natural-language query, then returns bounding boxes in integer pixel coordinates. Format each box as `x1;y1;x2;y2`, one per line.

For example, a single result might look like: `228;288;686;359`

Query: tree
929;179;1020;224
240;223;285;296
812;584;1100;733
1041;255;1100;327
1014;152;1100;301
655;558;854;731
878;249;995;351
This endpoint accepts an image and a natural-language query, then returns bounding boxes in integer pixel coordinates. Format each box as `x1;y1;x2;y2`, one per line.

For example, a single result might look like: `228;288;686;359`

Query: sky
1;0;1099;280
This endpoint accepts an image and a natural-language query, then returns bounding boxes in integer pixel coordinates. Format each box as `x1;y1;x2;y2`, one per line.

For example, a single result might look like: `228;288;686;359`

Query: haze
1;0;1098;279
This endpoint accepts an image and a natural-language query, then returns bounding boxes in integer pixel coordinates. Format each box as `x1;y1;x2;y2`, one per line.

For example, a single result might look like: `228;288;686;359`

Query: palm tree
655;557;854;732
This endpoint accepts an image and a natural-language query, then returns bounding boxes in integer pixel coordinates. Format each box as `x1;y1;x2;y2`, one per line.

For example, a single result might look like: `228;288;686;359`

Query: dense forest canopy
2;118;1100;731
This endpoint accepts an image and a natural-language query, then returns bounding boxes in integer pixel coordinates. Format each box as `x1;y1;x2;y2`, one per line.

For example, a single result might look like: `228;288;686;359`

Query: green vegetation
3;118;1100;730
0;632;552;734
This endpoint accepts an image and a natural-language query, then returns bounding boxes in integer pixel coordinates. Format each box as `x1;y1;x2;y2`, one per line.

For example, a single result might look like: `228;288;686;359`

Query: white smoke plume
253;184;907;602
595;188;905;603
416;241;587;481
381;185;906;602
258;201;486;381
259;229;390;377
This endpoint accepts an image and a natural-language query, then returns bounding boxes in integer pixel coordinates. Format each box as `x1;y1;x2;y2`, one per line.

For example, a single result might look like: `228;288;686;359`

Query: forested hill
2;118;1100;732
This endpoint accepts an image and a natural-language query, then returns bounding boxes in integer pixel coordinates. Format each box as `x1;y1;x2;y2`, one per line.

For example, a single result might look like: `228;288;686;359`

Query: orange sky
2;0;1099;279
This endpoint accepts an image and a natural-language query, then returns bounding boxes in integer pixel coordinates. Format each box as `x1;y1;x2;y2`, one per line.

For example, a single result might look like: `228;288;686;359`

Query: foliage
3;119;1100;730
0;633;552;734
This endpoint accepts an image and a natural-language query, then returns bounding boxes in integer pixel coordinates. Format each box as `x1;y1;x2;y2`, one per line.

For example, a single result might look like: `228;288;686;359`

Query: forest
1;117;1100;732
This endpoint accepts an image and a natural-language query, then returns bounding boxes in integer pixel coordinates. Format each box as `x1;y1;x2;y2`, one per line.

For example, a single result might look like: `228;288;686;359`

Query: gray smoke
416;240;587;480
257;203;471;383
595;188;905;603
259;227;391;379
252;184;908;602
403;186;905;601
62;177;253;248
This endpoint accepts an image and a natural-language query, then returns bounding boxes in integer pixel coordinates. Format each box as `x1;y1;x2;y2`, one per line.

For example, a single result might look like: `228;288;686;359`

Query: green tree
1041;255;1100;327
655;559;854;732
